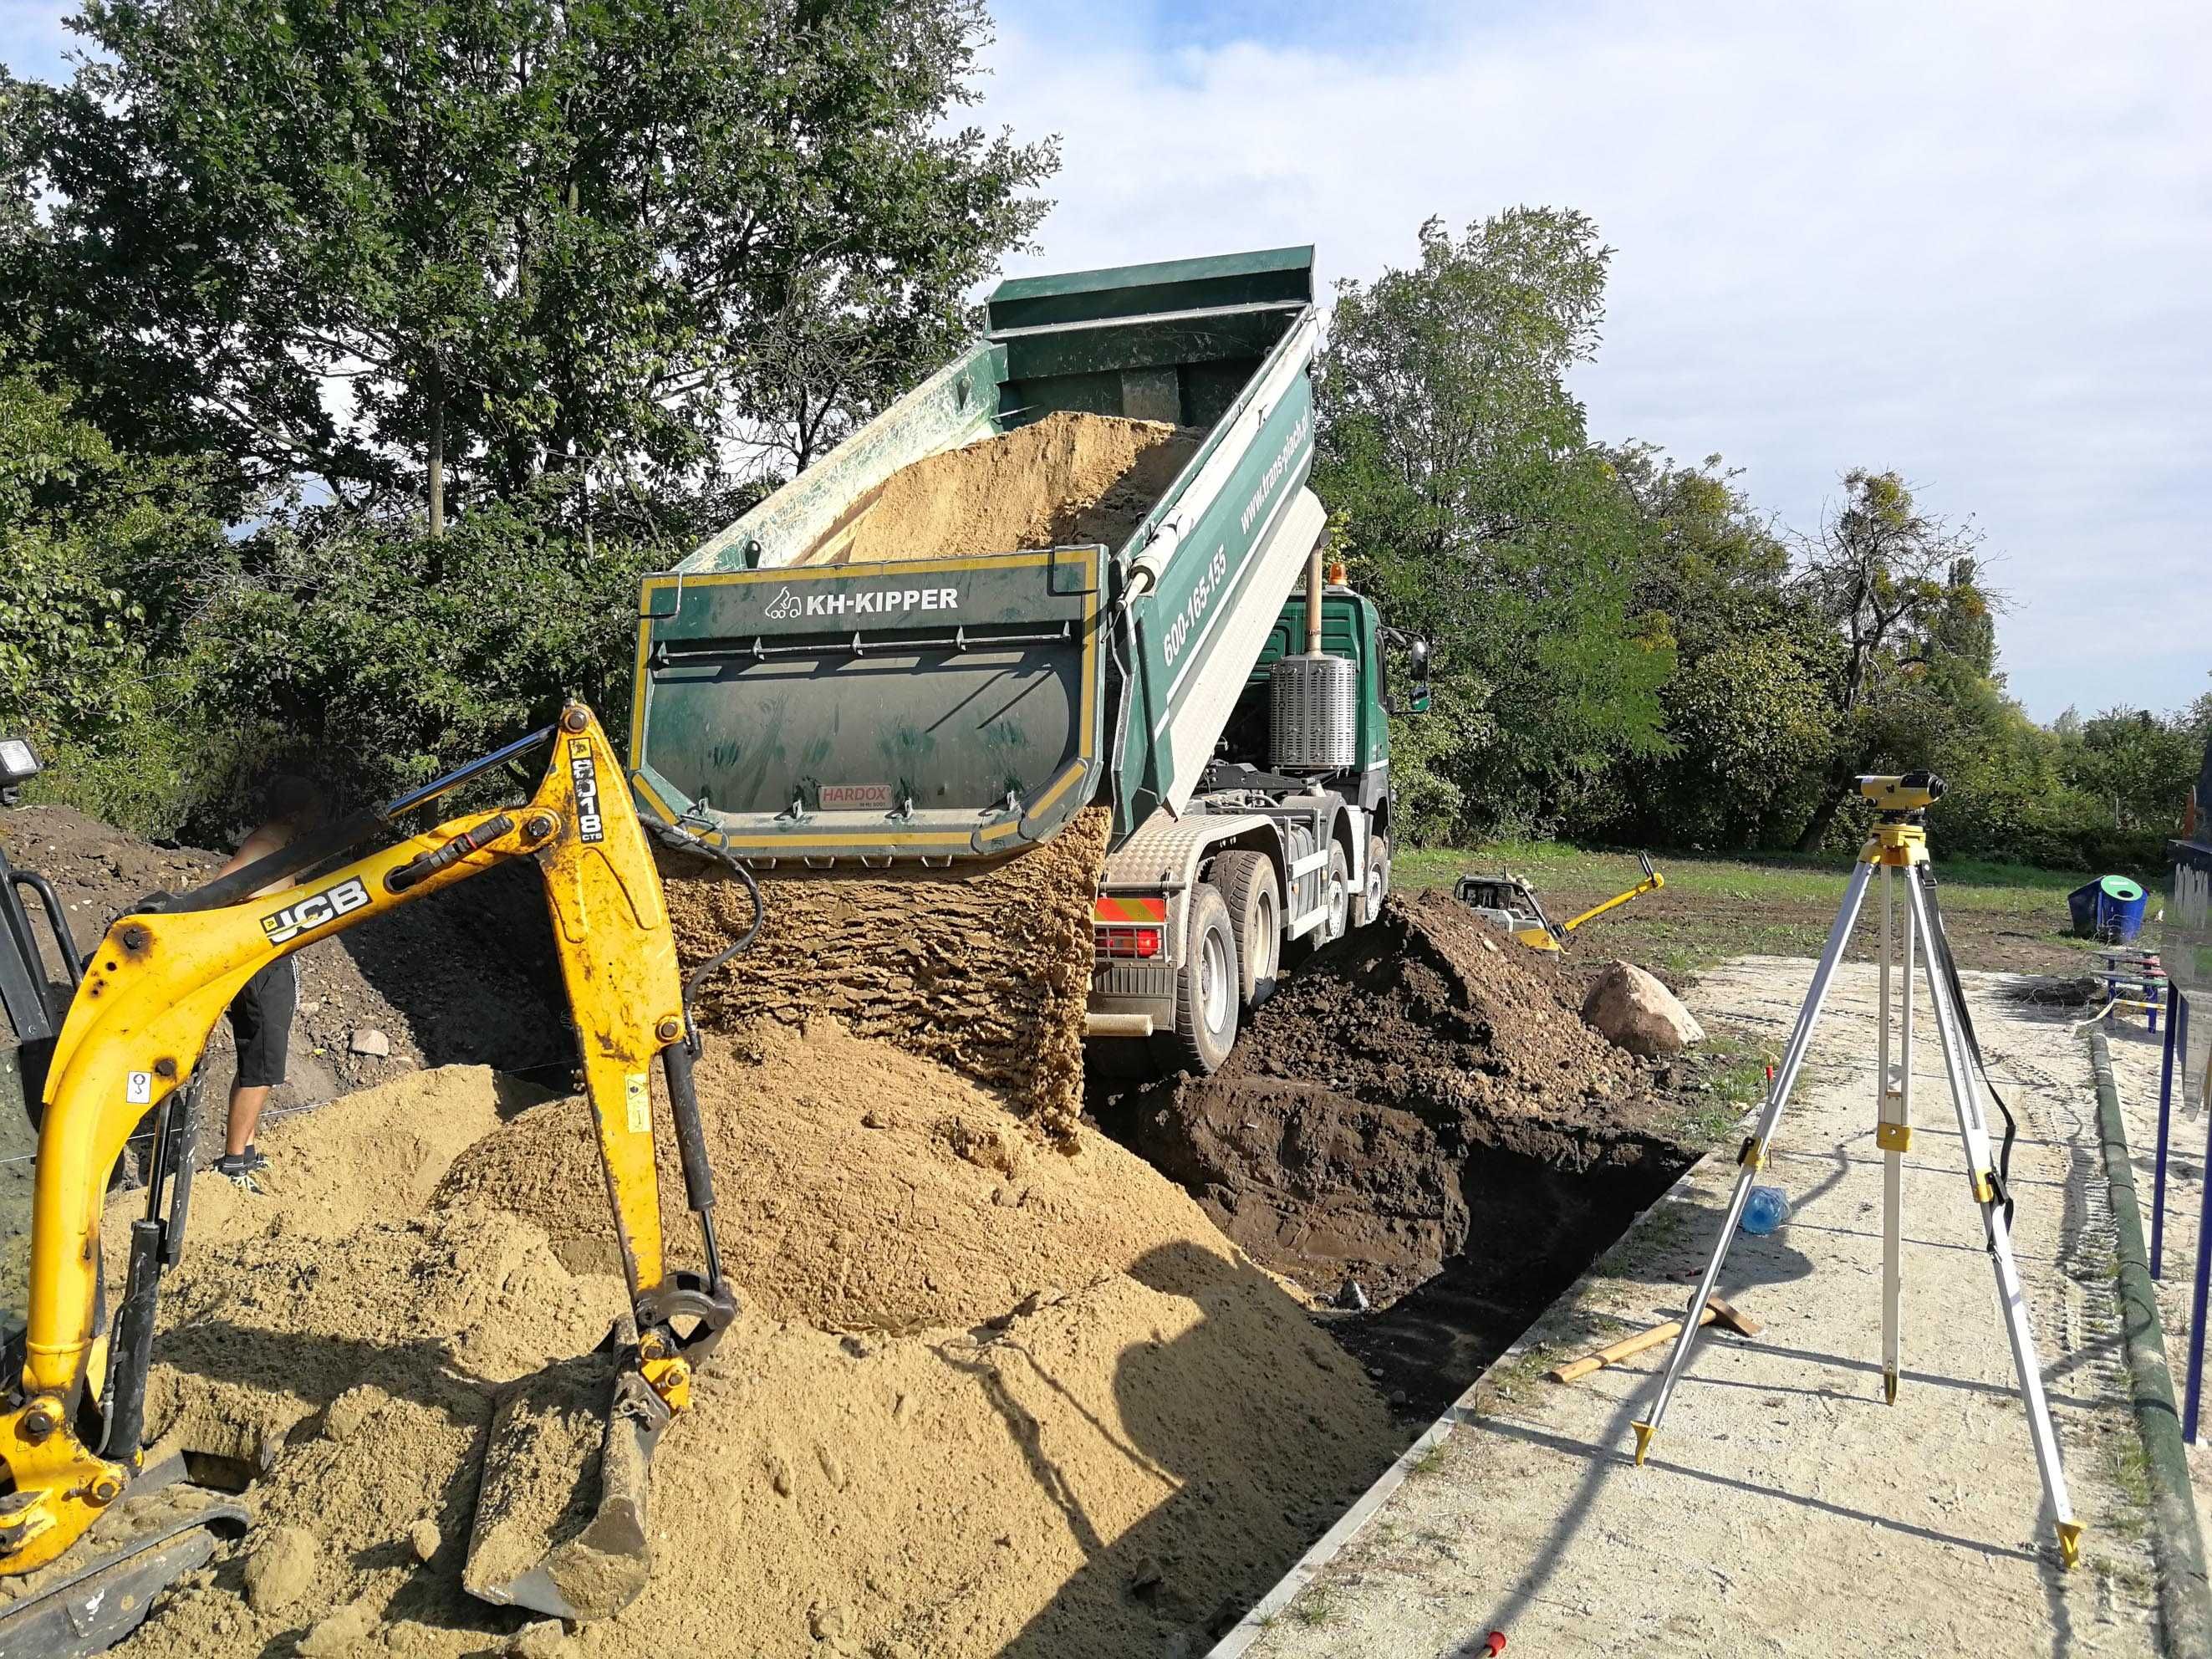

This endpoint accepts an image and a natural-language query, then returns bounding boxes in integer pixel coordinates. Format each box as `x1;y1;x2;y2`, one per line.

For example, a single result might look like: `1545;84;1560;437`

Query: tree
0;359;228;743
1608;445;1791;653
1315;209;1671;838
11;0;1053;529
1789;469;2000;851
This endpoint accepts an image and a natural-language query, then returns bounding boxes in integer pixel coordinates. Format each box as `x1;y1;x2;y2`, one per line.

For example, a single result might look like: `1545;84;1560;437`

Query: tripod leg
1904;870;2082;1568
1878;866;1915;1404
1632;856;1878;1465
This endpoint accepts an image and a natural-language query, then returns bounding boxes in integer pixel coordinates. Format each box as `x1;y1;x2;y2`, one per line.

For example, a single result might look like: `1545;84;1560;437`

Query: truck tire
1283;842;1352;965
1322;842;1351;942
1355;831;1390;927
1154;883;1239;1075
1211;850;1281;1008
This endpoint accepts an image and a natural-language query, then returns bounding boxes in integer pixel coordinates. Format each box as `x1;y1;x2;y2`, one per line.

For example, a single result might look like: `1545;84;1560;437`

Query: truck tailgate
629;548;1107;861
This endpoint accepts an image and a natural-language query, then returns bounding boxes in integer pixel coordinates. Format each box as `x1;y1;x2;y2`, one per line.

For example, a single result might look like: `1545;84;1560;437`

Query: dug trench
1090;891;1700;1422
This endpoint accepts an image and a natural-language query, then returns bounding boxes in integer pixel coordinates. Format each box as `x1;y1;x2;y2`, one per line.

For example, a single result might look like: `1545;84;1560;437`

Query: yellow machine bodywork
1454;854;1664;953
0;705;726;1595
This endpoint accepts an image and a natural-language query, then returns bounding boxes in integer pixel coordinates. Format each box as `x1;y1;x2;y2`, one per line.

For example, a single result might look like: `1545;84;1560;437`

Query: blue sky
981;0;2209;723
6;0;2205;722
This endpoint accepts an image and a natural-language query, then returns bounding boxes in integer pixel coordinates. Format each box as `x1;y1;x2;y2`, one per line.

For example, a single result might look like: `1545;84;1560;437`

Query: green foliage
1384;680;1494;846
14;0;1054;519
3;0;1055;843
0;361;229;747
1787;469;1999;851
191;502;661;805
1641;630;1837;847
1317;209;1671;839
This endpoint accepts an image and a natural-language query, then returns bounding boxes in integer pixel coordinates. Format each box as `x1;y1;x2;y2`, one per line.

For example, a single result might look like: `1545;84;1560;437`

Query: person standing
207;775;318;1191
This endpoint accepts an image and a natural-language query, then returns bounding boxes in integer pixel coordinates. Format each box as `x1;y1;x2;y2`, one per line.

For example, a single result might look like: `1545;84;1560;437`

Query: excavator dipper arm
0;705;732;1597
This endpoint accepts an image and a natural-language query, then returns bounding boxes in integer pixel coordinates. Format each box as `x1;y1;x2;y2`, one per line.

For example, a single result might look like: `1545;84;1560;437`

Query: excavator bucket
462;1355;671;1621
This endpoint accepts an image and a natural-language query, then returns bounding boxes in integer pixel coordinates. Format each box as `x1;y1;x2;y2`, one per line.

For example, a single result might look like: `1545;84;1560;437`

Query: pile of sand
112;1029;1396;1657
803;411;1202;566
1104;892;1689;1302
664;806;1109;1141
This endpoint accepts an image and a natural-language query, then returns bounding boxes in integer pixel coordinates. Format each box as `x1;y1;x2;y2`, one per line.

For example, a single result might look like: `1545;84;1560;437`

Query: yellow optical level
1857;772;1945;811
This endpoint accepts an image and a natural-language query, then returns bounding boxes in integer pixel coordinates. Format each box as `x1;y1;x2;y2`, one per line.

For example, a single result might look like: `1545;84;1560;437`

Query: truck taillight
1094;926;1161;958
1093;895;1168;959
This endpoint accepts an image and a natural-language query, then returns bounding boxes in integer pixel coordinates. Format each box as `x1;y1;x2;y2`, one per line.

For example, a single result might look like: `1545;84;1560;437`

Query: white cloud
980;0;2212;720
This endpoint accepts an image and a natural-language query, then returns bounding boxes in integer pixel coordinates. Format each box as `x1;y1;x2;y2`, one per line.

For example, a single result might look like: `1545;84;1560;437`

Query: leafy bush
0;363;228;753
189;503;661;814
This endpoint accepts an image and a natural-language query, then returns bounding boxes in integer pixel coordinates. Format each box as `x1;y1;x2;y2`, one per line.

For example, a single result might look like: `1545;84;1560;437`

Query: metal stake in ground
1629;773;2084;1571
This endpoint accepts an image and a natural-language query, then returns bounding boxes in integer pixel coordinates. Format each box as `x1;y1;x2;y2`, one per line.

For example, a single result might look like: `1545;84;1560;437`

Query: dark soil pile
1099;891;1694;1304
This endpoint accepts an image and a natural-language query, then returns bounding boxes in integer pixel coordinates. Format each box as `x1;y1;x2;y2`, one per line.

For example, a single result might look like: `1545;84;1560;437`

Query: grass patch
2103;1432;2154;1541
1463;1344;1557;1418
1662;1029;1778;1146
1394;841;2096;978
1287;1589;1338;1627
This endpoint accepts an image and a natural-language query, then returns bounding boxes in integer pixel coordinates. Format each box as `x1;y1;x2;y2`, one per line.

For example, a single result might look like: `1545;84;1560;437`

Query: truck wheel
1154;883;1239;1075
1355;831;1390;927
1282;842;1352;965
1322;843;1351;942
1211;850;1281;1008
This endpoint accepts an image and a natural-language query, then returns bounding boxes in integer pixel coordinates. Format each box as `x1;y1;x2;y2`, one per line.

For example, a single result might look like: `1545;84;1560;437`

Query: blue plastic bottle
1741;1185;1790;1237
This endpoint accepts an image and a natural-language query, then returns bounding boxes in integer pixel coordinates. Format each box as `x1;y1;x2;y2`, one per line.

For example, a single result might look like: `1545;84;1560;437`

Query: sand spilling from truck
663;419;1210;1141
112;1031;1395;1658
803;409;1203;566
1102;891;1692;1304
664;804;1109;1142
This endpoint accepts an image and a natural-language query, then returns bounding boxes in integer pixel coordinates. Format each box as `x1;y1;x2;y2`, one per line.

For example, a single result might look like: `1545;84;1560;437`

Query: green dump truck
628;245;1428;1074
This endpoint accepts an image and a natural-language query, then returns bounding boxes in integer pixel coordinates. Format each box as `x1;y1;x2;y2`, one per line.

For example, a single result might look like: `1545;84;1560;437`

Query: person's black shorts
227;957;298;1090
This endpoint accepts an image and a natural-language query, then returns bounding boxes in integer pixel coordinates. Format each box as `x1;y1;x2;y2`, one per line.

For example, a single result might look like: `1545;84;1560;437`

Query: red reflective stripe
1093;895;1168;923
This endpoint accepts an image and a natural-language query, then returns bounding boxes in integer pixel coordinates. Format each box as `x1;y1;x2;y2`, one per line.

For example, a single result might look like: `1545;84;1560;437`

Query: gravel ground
1226;956;2166;1659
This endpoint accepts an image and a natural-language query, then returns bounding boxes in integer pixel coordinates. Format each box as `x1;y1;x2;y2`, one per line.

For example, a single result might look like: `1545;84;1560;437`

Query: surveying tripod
1629;773;2082;1570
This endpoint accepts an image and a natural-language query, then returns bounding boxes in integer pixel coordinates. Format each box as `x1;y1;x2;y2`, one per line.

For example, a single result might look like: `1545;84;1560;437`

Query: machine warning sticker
261;876;371;946
819;783;894;810
126;1071;152;1105
625;1073;650;1134
568;738;605;842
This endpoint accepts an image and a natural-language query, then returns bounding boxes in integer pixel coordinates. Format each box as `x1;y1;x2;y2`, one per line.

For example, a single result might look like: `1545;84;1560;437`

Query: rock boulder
1582;961;1705;1056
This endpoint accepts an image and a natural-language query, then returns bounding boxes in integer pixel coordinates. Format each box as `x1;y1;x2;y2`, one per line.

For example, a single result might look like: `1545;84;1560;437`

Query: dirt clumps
244;1524;319;1612
1101;891;1691;1304
803;410;1202;565
664;804;1109;1140
112;1026;1397;1658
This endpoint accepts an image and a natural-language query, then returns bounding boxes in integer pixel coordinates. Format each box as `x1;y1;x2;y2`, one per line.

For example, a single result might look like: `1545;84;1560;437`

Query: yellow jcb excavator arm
0;705;734;1599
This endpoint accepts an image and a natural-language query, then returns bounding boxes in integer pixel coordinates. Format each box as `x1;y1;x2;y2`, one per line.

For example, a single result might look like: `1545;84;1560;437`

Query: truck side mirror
1406;641;1432;715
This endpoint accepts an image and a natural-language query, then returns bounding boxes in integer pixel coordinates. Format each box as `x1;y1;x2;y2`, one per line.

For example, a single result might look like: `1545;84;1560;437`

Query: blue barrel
2099;875;2148;942
2072;875;2147;942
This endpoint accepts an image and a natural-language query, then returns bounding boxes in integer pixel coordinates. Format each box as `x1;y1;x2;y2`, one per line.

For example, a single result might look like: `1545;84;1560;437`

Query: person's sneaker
212;1152;263;1193
236;1146;271;1175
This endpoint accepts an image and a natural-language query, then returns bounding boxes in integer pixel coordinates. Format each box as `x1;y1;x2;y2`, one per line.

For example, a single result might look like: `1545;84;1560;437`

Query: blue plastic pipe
2155;991;2181;1277
2185;994;2209;1445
